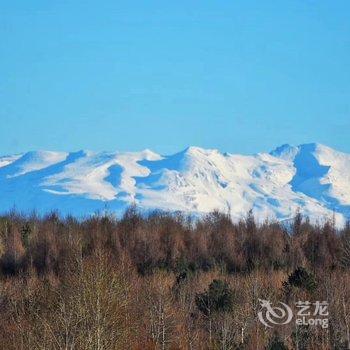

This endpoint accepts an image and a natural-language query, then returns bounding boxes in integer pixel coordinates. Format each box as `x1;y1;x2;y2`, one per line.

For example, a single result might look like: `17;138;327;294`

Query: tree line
0;207;350;349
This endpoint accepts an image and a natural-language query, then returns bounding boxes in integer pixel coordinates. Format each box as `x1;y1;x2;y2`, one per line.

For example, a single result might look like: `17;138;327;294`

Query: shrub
284;267;317;293
195;279;234;316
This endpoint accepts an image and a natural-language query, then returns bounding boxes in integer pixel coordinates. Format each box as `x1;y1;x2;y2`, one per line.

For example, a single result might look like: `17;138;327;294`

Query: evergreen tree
195;279;234;316
284;267;317;293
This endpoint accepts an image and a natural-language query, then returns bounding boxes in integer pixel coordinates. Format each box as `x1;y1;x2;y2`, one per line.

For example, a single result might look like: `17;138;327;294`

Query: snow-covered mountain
0;143;349;226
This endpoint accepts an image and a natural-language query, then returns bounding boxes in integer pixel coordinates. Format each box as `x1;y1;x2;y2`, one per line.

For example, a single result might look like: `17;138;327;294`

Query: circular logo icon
258;299;293;328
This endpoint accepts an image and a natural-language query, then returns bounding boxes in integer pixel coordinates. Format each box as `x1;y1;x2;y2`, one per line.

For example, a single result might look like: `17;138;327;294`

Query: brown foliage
0;209;349;349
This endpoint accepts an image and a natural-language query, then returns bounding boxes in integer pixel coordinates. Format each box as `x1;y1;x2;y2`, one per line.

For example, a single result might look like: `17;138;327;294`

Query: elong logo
258;299;329;329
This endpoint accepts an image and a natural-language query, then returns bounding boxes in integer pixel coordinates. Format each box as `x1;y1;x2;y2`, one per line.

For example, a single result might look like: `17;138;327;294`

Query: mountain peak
183;146;207;154
139;149;162;160
270;144;298;160
181;146;222;158
5;150;68;177
270;142;337;161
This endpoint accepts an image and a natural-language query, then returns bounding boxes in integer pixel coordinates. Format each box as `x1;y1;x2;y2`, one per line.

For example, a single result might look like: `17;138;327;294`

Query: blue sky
0;1;349;155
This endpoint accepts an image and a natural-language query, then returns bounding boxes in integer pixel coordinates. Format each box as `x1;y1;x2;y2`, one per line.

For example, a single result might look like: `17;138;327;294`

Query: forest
0;207;350;349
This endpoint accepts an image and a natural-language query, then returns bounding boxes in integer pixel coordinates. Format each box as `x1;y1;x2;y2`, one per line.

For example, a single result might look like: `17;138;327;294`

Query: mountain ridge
0;143;349;226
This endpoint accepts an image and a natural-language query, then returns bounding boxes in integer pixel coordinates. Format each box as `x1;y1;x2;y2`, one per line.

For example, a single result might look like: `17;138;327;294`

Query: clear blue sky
1;1;349;155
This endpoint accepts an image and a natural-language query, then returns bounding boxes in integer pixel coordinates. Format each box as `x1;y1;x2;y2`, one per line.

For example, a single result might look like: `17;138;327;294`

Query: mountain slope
0;143;349;225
